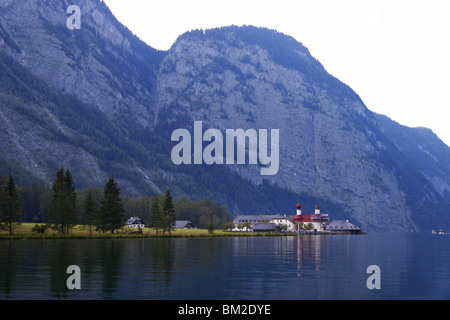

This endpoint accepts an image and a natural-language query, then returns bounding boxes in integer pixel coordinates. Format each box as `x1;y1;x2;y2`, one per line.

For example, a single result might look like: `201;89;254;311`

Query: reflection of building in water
295;234;325;277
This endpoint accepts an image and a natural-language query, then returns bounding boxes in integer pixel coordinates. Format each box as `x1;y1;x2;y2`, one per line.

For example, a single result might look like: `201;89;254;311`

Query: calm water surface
1;233;449;300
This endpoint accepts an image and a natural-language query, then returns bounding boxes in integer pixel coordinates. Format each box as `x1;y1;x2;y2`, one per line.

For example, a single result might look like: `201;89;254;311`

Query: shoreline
0;231;297;240
0;223;365;240
0;223;292;240
0;231;366;240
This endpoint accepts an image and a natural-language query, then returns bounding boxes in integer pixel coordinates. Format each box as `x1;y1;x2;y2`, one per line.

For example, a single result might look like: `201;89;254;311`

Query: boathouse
324;220;361;234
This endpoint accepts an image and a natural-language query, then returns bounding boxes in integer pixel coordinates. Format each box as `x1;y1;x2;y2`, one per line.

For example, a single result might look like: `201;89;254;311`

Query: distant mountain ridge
1;0;449;232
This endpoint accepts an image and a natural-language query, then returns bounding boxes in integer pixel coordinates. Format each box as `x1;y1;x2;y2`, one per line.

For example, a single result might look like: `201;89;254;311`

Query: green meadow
0;223;293;240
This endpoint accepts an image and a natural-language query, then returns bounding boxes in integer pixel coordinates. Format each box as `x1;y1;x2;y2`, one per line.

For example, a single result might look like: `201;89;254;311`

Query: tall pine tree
97;178;124;233
48;169;77;234
64;170;78;233
162;189;176;235
82;189;97;235
1;175;21;235
0;175;6;231
149;197;162;235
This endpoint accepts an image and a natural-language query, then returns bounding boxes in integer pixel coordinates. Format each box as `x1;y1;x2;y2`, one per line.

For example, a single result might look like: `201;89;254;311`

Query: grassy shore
0;223;295;240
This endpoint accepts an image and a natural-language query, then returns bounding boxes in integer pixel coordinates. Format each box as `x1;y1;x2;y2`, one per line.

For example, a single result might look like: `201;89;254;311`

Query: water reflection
0;242;19;298
48;241;76;298
0;239;177;299
295;235;326;277
1;234;450;299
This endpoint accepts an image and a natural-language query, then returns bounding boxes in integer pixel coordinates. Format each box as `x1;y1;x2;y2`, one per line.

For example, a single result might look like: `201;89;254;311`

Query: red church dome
296;203;301;210
315;205;320;210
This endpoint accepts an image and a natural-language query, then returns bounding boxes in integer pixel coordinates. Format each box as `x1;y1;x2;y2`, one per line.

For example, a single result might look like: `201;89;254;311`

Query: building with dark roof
324;220;361;234
126;217;145;228
174;220;198;229
251;223;281;233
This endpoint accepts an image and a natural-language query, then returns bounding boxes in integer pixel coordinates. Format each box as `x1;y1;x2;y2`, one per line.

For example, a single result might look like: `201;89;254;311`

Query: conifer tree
0;175;6;231
149;198;162;235
63;170;78;233
48;168;77;234
97;178;124;233
1;175;21;235
82;189;97;235
162;189;176;235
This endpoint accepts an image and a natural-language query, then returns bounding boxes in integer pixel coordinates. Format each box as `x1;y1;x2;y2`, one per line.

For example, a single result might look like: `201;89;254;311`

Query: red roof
315;204;320;210
293;214;314;223
296;203;301;210
293;214;329;223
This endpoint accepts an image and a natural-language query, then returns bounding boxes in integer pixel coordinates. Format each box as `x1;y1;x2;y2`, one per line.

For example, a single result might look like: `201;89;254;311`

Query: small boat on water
432;230;445;234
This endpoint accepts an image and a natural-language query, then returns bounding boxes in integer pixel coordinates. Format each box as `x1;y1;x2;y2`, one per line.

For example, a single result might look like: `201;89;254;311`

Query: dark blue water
1;233;449;300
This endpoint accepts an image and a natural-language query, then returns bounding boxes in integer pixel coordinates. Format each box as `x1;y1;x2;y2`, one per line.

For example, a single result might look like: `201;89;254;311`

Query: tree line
4;168;129;235
1;168;233;235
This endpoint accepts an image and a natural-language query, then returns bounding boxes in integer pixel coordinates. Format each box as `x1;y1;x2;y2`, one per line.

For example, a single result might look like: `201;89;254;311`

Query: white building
269;216;295;232
232;214;294;232
126;217;145;228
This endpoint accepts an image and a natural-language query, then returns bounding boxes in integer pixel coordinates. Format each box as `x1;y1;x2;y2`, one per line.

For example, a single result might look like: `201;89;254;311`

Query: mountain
1;0;449;232
0;0;165;192
375;113;450;202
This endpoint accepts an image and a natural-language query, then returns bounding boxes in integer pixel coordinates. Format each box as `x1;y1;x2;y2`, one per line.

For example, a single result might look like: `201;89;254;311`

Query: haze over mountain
1;0;449;232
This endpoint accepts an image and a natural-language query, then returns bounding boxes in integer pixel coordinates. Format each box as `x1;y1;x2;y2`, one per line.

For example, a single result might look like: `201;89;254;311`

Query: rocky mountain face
0;0;164;192
375;113;450;202
1;0;449;231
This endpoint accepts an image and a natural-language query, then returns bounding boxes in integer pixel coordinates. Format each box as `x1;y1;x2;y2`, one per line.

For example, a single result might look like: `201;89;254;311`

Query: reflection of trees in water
46;240;126;298
48;240;78;299
147;238;175;284
0;242;20;298
97;240;125;296
2;235;449;299
0;238;233;299
160;239;176;272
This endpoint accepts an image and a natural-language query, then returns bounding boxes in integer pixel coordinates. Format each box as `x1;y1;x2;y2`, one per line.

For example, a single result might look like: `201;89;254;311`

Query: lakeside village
127;203;362;235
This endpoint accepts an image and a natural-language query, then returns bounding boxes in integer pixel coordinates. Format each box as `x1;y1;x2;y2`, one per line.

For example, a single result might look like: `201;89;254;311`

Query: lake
1;233;450;300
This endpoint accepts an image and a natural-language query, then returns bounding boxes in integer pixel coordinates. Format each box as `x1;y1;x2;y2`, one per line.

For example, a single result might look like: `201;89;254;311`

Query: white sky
103;0;450;146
